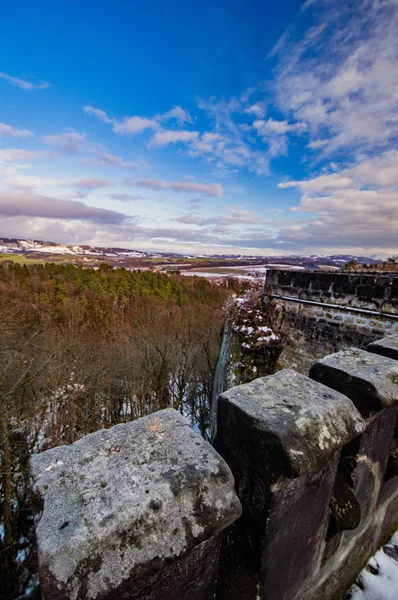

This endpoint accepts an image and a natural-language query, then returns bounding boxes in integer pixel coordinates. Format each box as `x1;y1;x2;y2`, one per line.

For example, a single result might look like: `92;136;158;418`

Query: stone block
350;406;398;519
216;370;364;479
367;334;398;361
310;348;398;416
260;460;339;600
30;409;241;600
214;371;365;599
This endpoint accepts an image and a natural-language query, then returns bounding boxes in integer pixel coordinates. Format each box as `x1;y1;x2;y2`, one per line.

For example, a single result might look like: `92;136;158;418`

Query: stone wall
214;334;398;600
264;271;398;347
29;335;398;600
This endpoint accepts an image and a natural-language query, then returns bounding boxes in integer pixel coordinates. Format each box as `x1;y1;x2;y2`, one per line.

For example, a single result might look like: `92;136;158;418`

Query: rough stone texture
214;370;366;600
30;409;241;600
368;334;398;361
305;419;398;600
266;270;398;314
264;271;398;350
260;459;339;600
215;360;398;600
217;369;365;477
269;298;398;346
310;348;398;416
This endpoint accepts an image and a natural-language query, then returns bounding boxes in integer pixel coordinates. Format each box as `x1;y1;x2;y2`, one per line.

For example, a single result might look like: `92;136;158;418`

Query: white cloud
254;118;306;136
157;106;194;125
301;0;317;12
0;123;33;139
84;104;156;135
83;104;194;138
252;118;307;158
281;150;398;193
0;192;128;224
150;129;199;147
244;104;266;118
42;132;87;154
0;149;47;162
0;72;50;90
108;193;143;202
284;187;398;251
174;209;267;226
83;152;141;170
82;99;269;174
348;151;398;188
279;173;354;193
271;0;398;156
83;105;114;124
275;147;398;254
4;175;112;192
112;116;156;136
307;139;327;150
129;178;223;197
193;98;270;175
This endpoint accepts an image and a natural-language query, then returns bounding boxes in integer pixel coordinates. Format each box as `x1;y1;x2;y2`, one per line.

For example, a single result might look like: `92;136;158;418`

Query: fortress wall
214;334;398;600
264;271;398;346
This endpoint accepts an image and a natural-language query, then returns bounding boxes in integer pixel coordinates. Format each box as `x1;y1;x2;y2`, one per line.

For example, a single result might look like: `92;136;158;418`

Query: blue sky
0;0;397;256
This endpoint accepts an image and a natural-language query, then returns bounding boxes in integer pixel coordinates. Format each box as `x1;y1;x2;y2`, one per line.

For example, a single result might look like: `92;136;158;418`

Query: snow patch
349;533;398;600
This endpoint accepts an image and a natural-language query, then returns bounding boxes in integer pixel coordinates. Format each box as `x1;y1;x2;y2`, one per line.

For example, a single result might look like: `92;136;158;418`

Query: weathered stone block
310;348;398;416
30;409;241;600
216;369;364;478
368;334;398;361
214;370;365;599
260;459;339;600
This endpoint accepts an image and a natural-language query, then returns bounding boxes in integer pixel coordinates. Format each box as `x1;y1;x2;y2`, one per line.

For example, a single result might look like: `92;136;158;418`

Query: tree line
0;262;242;599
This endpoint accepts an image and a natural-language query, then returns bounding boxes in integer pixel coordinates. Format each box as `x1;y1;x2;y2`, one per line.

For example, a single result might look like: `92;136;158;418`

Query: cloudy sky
0;0;397;257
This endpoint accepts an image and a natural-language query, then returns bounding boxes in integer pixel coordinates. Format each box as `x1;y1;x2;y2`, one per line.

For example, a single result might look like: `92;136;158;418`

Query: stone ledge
310;348;398;416
217;369;364;477
368;334;398;361
30;408;241;600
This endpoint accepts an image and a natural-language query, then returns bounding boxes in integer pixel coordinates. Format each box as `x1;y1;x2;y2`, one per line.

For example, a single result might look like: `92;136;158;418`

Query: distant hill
0;237;148;258
0;237;379;270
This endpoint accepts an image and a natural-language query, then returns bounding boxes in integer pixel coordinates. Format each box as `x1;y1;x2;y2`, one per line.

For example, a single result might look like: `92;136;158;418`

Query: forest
0;262;244;599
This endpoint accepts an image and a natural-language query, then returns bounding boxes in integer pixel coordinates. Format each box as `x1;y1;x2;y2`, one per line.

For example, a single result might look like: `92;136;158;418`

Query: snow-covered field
181;270;257;279
348;533;398;600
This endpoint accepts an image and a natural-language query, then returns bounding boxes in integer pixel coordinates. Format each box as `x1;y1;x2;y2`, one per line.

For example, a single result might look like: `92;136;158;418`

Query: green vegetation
0;253;50;265
343;259;361;272
0;262;243;597
226;286;284;385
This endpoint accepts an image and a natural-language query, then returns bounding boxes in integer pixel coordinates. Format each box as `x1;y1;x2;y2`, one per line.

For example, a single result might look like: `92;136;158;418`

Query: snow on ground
181;271;258;279
348;533;398;600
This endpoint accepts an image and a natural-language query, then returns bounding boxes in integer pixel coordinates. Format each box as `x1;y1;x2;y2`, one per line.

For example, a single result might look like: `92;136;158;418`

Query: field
0;253;52;265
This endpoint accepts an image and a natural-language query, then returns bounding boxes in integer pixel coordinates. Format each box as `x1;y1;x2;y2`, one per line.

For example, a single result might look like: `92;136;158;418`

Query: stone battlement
264;270;398;346
215;335;398;599
30;334;398;599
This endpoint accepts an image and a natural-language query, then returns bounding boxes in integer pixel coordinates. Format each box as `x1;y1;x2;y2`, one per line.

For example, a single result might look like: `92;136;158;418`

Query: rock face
368;333;398;361
30;409;242;600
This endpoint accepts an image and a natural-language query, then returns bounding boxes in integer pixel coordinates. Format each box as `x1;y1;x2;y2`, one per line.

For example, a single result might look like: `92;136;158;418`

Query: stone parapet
264;271;398;347
215;338;398;600
368;333;398;361
29;333;398;600
310;348;398;415
265;270;398;314
30;409;241;600
215;370;364;478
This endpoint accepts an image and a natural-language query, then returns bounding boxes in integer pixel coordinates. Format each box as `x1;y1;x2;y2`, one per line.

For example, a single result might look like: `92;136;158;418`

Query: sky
0;0;397;257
